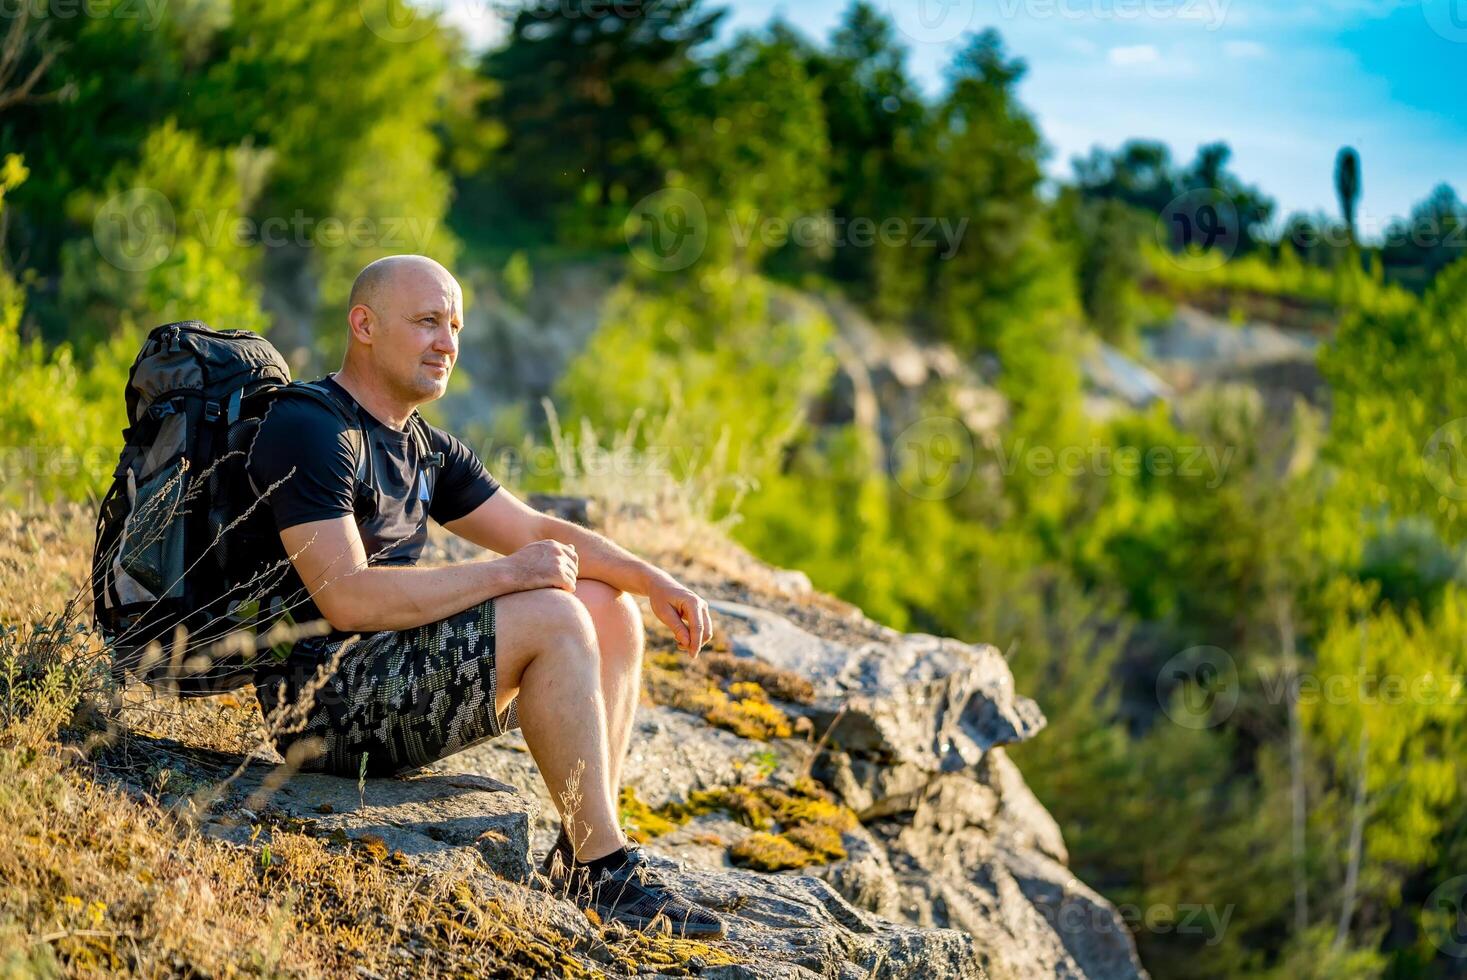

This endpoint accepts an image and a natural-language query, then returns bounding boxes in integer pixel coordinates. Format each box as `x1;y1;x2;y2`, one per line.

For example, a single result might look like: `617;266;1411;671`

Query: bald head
342;255;464;406
349;254;456;314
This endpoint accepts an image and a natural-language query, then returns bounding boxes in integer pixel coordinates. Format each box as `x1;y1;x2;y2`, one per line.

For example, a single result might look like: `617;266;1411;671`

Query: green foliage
927;31;1058;355
1073;138;1276;255
0;157;132;503
1335;147;1361;240
6;0;464;364
796;2;930;316
192;0;457;221
1148;238;1417;322
557;267;835;493
50;119;266;345
1055;189;1152;347
1321;255;1467;545
670;24;832;270
1381;183;1467;294
1306;583;1467;872
475;0;723;247
736;428;942;629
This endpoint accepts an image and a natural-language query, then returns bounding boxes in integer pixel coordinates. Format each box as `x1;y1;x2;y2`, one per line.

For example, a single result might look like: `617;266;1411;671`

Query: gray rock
687;600;1145;980
982;747;1069;865
1143;305;1317;371
708;600;1045;775
1084;340;1174;409
208;764;536;880
457;704;792;856
1000;845;1151;980
658;856;985;980
821;824;906;921
622;705;794;809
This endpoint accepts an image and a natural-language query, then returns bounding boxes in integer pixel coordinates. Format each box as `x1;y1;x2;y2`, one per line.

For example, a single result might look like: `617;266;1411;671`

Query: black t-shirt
244;375;499;636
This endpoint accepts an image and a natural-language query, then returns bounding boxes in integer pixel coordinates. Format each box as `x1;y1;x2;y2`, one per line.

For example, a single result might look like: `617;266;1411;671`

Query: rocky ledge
182;527;1146;979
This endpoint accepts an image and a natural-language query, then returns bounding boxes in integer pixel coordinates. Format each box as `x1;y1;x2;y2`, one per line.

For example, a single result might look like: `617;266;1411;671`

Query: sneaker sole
606;911;726;939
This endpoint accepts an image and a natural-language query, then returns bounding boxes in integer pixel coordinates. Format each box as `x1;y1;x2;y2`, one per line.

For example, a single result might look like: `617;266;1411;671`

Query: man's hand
649;576;713;656
502;539;579;592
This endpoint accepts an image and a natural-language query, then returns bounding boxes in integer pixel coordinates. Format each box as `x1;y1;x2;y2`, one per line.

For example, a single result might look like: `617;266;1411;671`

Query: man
245;254;724;938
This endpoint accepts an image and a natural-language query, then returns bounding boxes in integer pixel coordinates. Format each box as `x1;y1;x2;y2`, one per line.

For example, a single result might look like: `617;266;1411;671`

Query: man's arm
442;489;714;654
280;515;577;633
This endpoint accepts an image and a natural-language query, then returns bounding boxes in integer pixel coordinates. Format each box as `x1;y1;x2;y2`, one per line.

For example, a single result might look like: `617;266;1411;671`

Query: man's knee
529;587;599;653
574;579;641;635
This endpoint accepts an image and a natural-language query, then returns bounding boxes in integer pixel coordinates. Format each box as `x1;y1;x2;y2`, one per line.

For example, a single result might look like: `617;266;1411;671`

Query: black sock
575;846;630;879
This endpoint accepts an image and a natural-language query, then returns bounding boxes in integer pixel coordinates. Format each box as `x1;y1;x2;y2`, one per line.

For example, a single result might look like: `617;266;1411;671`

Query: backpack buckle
204;401;222;423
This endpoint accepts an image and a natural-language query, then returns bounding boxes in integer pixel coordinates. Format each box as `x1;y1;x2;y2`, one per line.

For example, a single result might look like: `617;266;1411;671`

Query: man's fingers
681;599;700;652
666;601;691;648
697;602;713;652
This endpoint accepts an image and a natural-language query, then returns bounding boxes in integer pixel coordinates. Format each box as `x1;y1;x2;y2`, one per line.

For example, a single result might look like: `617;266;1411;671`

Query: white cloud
1065;37;1101;56
1108;44;1162;66
1223;40;1268;58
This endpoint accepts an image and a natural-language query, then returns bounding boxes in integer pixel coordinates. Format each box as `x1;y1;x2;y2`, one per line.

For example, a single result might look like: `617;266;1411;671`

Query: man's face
361;267;463;403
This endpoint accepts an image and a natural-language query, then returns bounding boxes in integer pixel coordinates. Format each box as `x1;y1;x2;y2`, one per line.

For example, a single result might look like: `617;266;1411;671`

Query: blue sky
448;0;1466;235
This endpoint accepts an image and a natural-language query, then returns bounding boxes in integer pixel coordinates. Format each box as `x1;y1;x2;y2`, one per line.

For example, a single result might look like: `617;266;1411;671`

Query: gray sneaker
584;848;726;939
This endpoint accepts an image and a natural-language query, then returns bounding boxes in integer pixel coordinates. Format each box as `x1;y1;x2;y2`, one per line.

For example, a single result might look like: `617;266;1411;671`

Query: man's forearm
539;515;670;596
328;556;527;633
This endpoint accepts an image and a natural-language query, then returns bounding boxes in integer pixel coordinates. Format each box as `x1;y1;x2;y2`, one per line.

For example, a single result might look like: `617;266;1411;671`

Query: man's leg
491;587;624;861
569;579;645;793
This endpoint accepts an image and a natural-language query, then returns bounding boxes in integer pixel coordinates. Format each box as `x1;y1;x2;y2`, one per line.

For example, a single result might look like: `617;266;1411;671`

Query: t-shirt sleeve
428;426;500;525
245;396;358;532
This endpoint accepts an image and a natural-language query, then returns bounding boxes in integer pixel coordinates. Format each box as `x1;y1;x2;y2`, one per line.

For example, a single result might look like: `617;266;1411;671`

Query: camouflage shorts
252;598;520;777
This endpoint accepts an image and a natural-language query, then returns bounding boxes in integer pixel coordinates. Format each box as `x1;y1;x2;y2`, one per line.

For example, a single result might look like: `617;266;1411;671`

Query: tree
1320;255;1467;546
474;0;723;247
1055;188;1150;346
4;0;466;361
797;2;930;317
1073;138;1275;255
1381;183;1465;293
1334;147;1361;245
661;23;831;271
927;30;1061;354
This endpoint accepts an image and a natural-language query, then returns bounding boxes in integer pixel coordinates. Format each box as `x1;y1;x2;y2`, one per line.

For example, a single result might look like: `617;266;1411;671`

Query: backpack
91;320;440;697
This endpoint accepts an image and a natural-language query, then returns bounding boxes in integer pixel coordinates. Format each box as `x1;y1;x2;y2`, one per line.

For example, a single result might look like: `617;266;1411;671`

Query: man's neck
329;366;414;431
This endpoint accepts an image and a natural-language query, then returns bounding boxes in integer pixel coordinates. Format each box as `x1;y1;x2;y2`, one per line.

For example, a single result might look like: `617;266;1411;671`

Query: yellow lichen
643;648;803;741
729;832;810;872
619;785;689;843
657;778;858;872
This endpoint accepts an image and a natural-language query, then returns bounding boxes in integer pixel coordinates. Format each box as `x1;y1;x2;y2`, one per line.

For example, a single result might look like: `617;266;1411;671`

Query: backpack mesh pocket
118;460;188;600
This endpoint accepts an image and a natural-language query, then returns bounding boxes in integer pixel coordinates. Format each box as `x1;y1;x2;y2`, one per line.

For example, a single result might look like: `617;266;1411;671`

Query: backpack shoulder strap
408;411;444;469
408;411;443;504
281;381;374;488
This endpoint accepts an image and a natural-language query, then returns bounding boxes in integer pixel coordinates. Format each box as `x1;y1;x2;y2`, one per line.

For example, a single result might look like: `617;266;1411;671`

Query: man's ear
347;304;375;346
